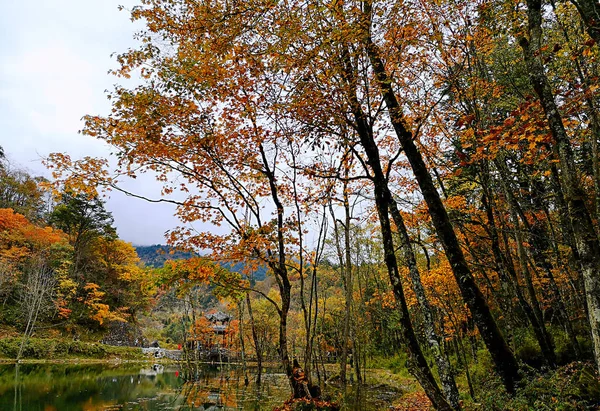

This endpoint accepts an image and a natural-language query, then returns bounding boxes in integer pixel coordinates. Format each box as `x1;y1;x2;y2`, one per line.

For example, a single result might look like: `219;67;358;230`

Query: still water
0;363;399;410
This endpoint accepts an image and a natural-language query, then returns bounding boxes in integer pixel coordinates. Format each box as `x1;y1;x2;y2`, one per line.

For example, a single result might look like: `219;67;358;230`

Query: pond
0;363;400;410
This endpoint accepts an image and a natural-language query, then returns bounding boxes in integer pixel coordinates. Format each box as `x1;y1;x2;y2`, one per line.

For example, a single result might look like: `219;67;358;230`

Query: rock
101;321;146;347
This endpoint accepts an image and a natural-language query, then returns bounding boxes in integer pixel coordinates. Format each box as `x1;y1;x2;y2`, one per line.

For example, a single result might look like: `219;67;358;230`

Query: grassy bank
0;337;147;361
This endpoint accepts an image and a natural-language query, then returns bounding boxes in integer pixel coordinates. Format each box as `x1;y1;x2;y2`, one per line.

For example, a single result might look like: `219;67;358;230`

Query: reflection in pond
0;363;399;410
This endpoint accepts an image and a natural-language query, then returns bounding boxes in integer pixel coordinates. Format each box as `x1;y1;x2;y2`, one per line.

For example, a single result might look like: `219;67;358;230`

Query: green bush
473;362;600;411
0;337;19;358
514;328;544;367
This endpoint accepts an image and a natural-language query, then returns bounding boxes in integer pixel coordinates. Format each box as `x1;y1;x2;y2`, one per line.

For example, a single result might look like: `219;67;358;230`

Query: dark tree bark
480;165;556;367
521;0;600;374
361;4;520;393
570;0;600;45
339;42;454;411
259;144;294;388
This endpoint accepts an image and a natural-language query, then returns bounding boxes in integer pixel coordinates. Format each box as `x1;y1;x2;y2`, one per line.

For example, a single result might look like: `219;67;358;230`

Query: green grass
0;337;146;361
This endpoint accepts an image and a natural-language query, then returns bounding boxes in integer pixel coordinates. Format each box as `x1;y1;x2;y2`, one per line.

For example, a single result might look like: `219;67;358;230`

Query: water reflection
0;362;398;410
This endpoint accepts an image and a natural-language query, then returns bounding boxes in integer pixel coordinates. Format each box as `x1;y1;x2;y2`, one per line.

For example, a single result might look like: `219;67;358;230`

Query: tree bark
389;200;461;408
521;0;600;374
330;174;353;386
482;167;556;367
362;9;520;393
570;0;600;45
340;41;454;411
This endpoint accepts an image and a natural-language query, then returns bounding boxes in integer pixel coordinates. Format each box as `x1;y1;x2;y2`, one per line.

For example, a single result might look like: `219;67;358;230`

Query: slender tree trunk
362;9;519;392
331;177;354;386
259;143;295;389
498;159;579;357
481;169;556;366
551;0;600;225
238;301;249;386
246;293;262;385
340;40;454;410
521;0;600;373
341;184;353;387
389;200;461;408
17;258;54;362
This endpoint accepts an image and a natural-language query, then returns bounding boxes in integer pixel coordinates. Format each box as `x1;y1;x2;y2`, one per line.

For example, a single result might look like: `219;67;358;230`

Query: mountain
219;261;267;282
135;245;267;281
135;245;195;268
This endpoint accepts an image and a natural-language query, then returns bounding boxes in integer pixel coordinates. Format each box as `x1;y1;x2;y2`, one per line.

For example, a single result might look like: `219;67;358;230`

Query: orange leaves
163;257;215;286
453;99;555;170
503;117;516;128
190;316;214;344
392;391;433;411
82;282;126;325
43;154;113;198
0;208;68;263
368;289;397;310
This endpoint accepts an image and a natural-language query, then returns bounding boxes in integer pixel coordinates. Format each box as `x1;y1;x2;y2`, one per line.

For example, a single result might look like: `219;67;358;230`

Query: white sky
0;0;183;245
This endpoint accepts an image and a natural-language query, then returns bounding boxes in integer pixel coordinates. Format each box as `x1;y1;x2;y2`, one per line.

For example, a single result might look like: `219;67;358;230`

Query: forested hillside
0;155;156;354
135;245;195;268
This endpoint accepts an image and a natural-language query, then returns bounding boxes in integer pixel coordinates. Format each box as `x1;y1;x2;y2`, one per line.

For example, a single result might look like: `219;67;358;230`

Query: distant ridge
135;245;267;281
135;244;194;268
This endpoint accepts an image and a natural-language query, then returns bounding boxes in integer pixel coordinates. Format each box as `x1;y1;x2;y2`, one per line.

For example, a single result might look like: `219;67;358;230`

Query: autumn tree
45;0;600;407
0;160;48;222
519;0;600;373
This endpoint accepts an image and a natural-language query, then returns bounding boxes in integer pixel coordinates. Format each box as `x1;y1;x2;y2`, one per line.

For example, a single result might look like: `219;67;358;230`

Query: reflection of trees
0;363;179;410
177;367;239;410
0;363;300;410
13;364;19;411
175;365;291;410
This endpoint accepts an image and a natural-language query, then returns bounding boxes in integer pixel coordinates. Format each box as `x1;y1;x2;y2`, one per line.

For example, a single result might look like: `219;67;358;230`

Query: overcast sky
0;0;190;245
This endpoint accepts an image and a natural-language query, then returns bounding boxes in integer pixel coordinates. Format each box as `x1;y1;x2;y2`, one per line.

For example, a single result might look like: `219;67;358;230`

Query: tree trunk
570;0;600;45
246;293;262;384
363;13;519;393
389;200;461;408
340;41;454;410
521;0;600;373
481;167;556;366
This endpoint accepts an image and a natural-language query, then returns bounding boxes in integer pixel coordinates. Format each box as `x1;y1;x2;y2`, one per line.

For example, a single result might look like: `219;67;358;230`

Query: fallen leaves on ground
391;392;433;410
273;397;340;411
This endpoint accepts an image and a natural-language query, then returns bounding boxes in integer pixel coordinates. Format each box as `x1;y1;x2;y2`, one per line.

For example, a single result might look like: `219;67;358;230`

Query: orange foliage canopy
0;208;68;262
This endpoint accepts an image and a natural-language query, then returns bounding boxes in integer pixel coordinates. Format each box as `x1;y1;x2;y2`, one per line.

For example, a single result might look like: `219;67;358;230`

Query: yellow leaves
367;289;397;310
83;282;104;298
43;154;112;199
92;237;141;275
90;303;112;325
163;257;215;285
83;282;126;325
